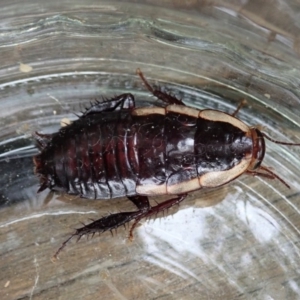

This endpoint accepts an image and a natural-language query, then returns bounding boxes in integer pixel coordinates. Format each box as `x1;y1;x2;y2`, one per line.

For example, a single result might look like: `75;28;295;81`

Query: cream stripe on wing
199;110;249;133
199;157;251;187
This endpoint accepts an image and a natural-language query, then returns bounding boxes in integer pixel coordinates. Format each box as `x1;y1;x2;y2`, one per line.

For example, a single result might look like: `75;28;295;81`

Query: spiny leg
53;196;151;259
128;194;187;239
33;132;54;150
82;93;135;117
53;194;187;258
136;68;185;106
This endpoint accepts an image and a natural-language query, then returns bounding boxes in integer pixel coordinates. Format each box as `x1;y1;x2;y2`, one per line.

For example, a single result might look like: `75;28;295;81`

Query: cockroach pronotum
33;69;300;258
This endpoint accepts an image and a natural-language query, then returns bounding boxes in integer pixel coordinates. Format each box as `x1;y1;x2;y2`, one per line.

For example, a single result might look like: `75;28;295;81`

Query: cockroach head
247;127;300;189
248;128;265;171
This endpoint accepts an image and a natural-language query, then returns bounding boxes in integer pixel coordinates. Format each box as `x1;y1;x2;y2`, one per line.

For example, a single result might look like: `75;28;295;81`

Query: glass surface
1;1;300;299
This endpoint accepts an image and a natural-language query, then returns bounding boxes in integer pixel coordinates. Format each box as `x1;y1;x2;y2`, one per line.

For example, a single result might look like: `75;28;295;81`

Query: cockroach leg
231;99;247;117
53;210;144;259
128;195;151;211
53;232;78;260
33;132;53;150
128;194;187;240
82;93;135;117
136;68;185;106
53;196;151;258
53;194;186;258
246;166;290;189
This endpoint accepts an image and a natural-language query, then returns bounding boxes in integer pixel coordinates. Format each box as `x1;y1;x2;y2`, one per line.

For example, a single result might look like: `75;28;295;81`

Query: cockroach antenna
261;132;300;146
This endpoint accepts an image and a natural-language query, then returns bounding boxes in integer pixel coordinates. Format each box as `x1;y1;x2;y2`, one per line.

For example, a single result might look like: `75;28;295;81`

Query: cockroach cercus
33;69;300;258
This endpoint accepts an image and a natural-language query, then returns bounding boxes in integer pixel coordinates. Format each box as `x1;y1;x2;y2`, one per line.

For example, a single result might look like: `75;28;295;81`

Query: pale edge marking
132;107;166;116
132;105;200;118
199;110;249;133
136;184;167;195
136;177;201;195
167;104;199;118
167;177;200;194
200;157;251;187
138;157;250;194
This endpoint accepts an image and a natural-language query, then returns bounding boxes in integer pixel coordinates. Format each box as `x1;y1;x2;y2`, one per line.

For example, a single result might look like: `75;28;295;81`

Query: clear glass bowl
1;1;300;299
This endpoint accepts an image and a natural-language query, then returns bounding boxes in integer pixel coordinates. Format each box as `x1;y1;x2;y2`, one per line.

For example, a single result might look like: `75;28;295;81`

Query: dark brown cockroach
33;69;300;258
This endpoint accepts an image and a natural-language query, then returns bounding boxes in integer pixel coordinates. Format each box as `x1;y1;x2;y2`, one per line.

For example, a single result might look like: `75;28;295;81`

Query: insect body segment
33;69;300;258
34;103;254;198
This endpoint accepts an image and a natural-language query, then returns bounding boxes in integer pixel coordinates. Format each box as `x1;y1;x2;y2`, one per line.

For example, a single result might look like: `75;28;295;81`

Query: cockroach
33;69;300;258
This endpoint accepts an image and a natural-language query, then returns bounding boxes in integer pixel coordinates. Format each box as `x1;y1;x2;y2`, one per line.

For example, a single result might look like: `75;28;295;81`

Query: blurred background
1;1;300;299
